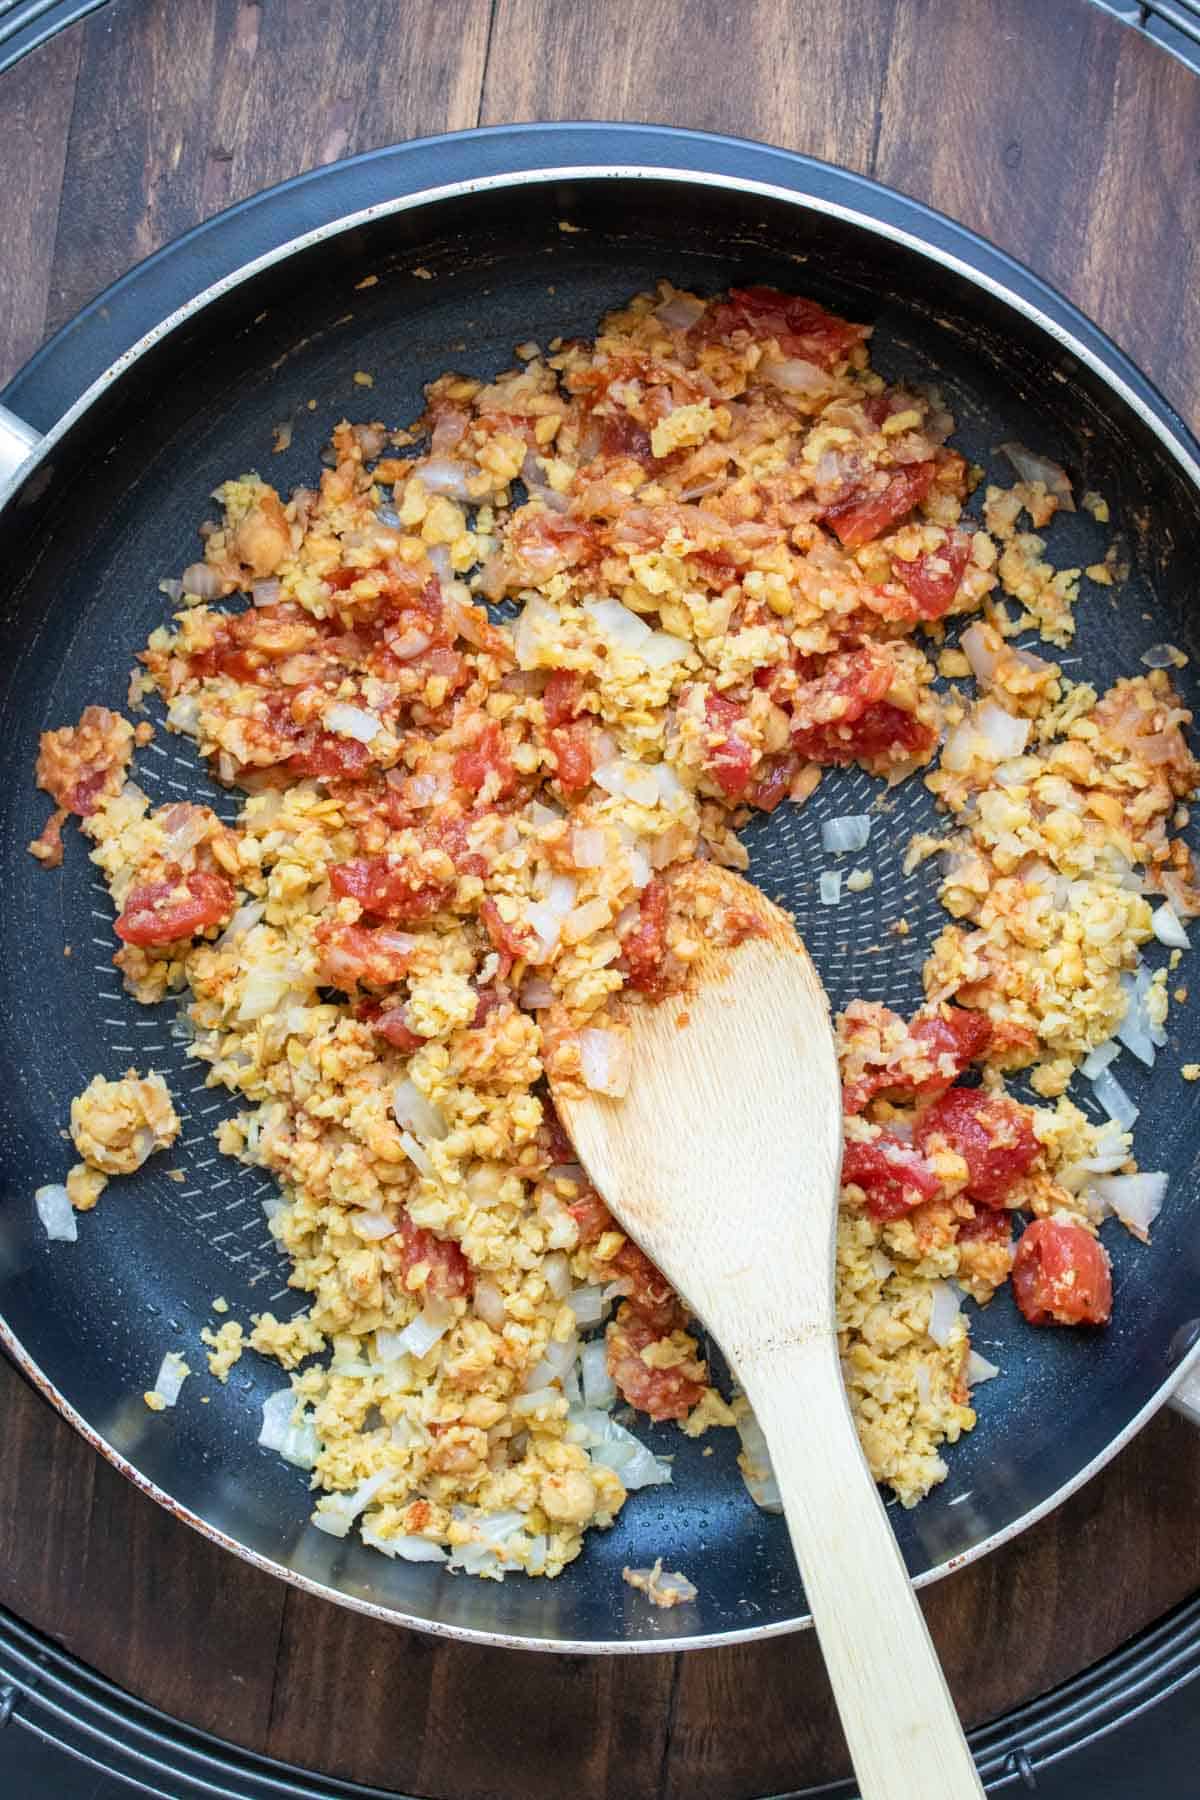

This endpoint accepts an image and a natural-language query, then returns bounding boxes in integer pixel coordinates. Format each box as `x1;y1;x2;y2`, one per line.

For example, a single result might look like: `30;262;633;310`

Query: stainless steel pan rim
2;144;1199;1654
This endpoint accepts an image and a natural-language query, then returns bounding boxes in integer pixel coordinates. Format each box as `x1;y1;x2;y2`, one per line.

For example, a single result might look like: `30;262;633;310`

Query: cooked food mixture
32;282;1197;1579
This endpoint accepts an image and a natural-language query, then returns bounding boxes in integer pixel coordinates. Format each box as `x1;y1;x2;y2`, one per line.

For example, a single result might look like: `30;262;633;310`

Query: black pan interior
1;171;1199;1647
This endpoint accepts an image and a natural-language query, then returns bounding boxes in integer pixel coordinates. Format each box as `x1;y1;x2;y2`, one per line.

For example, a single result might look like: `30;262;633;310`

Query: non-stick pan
1;124;1198;1653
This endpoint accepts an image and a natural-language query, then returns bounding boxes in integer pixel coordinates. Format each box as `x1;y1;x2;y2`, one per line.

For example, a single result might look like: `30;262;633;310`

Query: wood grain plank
0;1358;286;1751
265;1588;677;1798
0;25;83;389
480;0;898;171
873;0;1200;431
46;0;492;337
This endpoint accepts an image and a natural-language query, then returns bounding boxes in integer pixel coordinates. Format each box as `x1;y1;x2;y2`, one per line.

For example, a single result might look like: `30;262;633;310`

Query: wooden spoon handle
741;1339;985;1800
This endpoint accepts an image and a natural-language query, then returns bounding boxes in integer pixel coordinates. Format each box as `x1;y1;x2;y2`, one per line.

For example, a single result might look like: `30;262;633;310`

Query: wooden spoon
551;863;984;1800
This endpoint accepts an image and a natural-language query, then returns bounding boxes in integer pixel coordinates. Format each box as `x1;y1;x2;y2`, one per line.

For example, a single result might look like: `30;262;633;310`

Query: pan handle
1169;1348;1200;1431
0;404;41;491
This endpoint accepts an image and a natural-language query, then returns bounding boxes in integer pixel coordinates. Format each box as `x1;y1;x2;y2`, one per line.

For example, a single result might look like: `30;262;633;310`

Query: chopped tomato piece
606;1301;705;1422
479;898;537;963
957;1208;1012;1245
549;721;596;794
542;669;584;728
824;461;937;548
330;856;454;924
114;870;235;946
355;998;424;1052
910;1007;993;1083
842;1004;992;1115
793;699;935;767
841;1134;941;1221
1012;1219;1112;1327
695;286;867;370
621;878;671;995
452;723;516;798
317;922;418;990
598;412;653;464
703;693;755;798
285;733;373;781
386;1213;472;1299
893;532;971;618
567;1190;676;1318
915;1087;1040;1207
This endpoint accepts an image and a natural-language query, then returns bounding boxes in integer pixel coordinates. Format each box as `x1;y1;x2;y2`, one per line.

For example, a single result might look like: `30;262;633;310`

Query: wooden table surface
3;2;1200;1795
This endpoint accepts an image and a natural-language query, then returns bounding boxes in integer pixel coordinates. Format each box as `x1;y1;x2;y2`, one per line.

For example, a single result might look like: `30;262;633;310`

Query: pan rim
3;135;1199;1654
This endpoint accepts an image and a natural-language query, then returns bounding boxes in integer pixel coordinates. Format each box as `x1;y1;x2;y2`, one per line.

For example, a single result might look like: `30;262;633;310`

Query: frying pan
1;123;1198;1654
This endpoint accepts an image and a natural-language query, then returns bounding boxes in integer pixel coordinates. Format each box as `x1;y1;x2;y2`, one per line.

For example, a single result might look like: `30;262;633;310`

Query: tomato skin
893;532;971;618
330;857;454;924
704;693;755;798
824;461;937;548
386;1214;472;1299
841;1134;941;1220
114;869;235;946
621;878;671;995
915;1086;1040;1207
1012;1219;1112;1327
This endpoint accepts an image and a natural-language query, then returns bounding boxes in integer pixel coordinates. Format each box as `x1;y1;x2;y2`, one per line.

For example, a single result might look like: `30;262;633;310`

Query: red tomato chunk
694;286;867;370
841;1135;941;1221
1012;1219;1112;1327
915;1087;1039;1207
621;878;671;995
893;532;970;618
386;1214;472;1299
330;857;454;924
703;693;755;798
825;461;937;549
114;870;235;946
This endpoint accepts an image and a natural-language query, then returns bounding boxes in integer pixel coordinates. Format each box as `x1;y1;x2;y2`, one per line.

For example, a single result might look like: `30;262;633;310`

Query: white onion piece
546;873;578;915
525;902;562;958
914;1364;932;1406
976;700;1031;758
1141;642;1182;670
593;760;660;807
761;356;831;396
312;1469;396;1537
251;578;282;607
166;693;203;738
361;1527;447;1563
355;1211;397;1241
524;1333;578;1390
417;457;473;500
1090;1171;1167;1241
181;562;225;599
653;291;706;330
926;1280;962;1347
543;1253;571;1300
1090;1066;1139;1131
392;1079;448;1142
374;1330;411;1365
259;1387;297;1451
512;1386;561;1417
960;621;1001;682
640;630;692;668
151;1352;190;1406
820;814;871;854
388;627;432;661
393;1297;455;1359
570;827;606;868
584;597;652;650
966;1351;1001;1386
471;1278;505;1330
819;871;842;905
398;1131;434;1179
568;1285;608;1329
570;1410;672;1488
581;1338;617;1408
578;1027;632;1098
654;761;687;809
1153;903;1191;949
325;703;382;743
999;442;1075;508
519;974;556;1009
35;1184;77;1242
1115;967;1167;1067
735;1405;782;1514
1081;1040;1120;1080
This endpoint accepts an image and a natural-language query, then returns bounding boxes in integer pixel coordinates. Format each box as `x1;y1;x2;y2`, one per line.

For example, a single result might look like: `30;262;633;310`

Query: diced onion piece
519;974;556;1009
392;1078;448;1142
545;873;578;916
312;1469;396;1537
975;700;1030;759
181;561;226;599
512;1386;561;1417
398;1130;434;1178
524;1333;579;1390
584;598;652;650
251;578;282;607
926;1280;962;1347
641;630;692;668
325;702;382;744
820;813;871;854
1115;967;1167;1067
166;693;202;738
571;827;606;868
735;1405;782;1514
394;1297;455;1358
472;1276;506;1329
418;457;473;500
960;621;1001;682
1153;903;1191;949
542;1253;571;1301
217;901;266;948
581;1338;617;1408
999;442;1075;509
259;1386;319;1466
525;901;562;957
355;1211;397;1241
1090;1066;1139;1131
579;1415;672;1489
761;356;831;396
35;1184;77;1242
1090;1171;1167;1241
914;1364;932;1406
151;1351;190;1406
653;291;706;330
578;1027;632;1098
374;1330;411;1365
1141;643;1183;670
362;1526;448;1563
1081;1040;1120;1080
966;1350;1000;1386
819;871;842;905
569;1285;609;1328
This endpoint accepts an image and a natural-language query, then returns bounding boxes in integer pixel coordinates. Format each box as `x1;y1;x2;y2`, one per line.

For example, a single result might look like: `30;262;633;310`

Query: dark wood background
3;2;1200;1794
